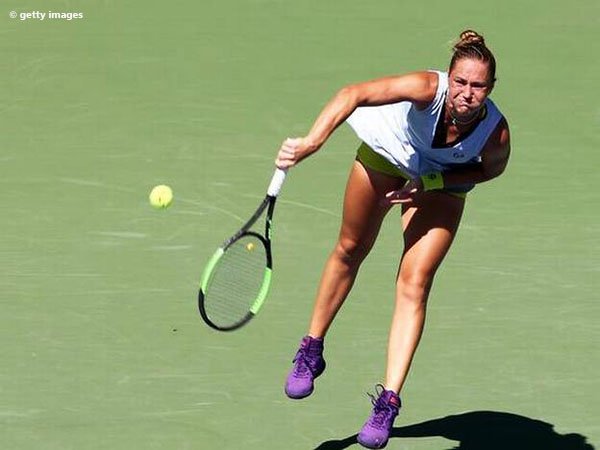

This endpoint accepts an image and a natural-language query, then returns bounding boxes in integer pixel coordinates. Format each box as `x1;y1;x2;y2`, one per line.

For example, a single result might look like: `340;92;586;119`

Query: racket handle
267;168;288;197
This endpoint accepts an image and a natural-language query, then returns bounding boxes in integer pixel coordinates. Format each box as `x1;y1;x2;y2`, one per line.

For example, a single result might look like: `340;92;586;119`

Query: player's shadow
313;410;595;450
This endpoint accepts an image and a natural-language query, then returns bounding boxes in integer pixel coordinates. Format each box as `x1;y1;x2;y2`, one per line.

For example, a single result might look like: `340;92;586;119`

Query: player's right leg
285;155;404;399
307;159;402;338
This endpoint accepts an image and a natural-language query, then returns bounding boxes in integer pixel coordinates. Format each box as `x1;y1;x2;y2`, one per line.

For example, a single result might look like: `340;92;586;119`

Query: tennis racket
198;168;287;331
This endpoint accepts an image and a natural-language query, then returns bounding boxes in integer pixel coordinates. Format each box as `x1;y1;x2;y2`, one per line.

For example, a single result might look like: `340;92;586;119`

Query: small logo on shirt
453;152;465;159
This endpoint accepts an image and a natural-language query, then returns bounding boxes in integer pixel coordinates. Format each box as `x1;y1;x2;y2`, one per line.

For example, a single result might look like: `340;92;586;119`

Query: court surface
2;1;598;449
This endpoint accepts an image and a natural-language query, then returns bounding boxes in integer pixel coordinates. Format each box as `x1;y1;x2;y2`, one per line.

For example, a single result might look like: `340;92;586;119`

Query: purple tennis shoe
285;336;326;399
357;385;401;449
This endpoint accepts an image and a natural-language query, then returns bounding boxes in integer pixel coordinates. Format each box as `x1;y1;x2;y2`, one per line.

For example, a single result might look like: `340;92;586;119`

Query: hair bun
449;29;496;83
456;30;485;48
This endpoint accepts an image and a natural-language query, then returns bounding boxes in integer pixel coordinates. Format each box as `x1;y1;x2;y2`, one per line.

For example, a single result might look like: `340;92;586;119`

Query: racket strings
204;235;267;328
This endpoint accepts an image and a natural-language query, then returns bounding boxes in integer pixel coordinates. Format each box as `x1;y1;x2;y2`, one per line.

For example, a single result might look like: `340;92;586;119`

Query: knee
332;236;370;267
396;266;435;306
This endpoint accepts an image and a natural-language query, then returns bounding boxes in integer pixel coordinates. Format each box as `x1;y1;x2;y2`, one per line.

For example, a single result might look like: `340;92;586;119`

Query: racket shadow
313;411;595;450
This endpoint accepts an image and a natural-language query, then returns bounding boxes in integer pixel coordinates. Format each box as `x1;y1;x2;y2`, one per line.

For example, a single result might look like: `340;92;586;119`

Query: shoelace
366;384;398;429
292;349;314;378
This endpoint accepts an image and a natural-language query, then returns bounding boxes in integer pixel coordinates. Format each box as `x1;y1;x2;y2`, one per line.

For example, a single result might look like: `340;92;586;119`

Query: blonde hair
449;30;497;83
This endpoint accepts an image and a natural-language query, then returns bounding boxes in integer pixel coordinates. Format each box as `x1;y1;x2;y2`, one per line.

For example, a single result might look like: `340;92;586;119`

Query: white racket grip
267;168;288;197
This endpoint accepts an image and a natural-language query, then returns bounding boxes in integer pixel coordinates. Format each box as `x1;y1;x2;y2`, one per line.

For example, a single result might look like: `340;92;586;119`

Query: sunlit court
2;1;598;449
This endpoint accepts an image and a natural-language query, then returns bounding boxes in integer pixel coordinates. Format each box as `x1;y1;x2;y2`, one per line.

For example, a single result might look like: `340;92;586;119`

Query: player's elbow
483;158;509;181
336;85;361;108
483;168;502;182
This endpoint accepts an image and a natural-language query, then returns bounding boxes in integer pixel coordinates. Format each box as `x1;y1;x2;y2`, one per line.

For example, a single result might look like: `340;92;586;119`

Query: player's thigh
338;161;404;247
399;192;465;280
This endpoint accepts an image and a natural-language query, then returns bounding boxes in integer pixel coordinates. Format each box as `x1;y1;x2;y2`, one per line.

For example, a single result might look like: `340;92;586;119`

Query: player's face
448;58;493;118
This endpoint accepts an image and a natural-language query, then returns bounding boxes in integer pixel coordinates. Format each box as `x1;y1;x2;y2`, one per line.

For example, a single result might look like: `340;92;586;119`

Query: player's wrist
420;172;444;191
302;137;321;153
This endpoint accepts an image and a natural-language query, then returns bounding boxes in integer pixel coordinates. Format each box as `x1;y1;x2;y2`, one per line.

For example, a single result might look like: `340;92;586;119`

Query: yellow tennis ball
149;185;173;209
246;243;255;251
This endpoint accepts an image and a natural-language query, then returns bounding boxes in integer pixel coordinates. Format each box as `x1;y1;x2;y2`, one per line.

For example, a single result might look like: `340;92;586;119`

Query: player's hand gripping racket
198;168;287;331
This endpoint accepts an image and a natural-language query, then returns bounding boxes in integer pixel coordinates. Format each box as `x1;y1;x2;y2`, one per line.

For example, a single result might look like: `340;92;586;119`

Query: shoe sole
357;434;388;449
284;387;314;399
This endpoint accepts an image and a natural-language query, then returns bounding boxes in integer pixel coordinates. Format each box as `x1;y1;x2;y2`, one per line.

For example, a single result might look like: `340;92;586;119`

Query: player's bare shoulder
408;71;439;109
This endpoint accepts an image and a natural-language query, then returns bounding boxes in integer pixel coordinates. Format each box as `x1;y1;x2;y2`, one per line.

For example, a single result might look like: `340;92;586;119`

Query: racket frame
198;195;277;331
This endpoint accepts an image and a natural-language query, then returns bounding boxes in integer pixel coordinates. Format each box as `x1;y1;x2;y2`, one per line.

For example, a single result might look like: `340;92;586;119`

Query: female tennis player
277;30;510;449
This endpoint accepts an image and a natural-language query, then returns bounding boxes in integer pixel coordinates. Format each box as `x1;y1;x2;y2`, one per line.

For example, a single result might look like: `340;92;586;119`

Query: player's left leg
385;191;465;392
357;191;465;449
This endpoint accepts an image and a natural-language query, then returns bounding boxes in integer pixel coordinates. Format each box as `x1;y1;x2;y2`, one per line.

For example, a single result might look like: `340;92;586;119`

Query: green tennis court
2;1;598;449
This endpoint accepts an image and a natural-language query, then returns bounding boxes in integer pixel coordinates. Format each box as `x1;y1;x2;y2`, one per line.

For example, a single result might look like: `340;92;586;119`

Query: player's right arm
276;71;438;169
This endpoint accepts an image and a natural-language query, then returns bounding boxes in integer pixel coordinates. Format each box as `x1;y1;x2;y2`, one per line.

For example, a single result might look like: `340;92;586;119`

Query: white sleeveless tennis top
346;71;503;177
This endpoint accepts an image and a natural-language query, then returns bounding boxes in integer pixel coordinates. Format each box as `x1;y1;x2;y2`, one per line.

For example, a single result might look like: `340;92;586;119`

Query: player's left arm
479;116;511;181
436;116;511;187
385;118;511;204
